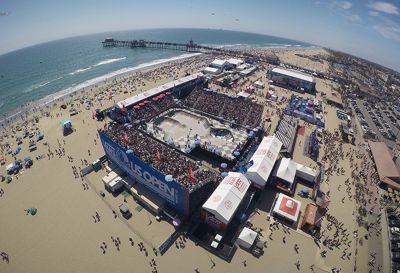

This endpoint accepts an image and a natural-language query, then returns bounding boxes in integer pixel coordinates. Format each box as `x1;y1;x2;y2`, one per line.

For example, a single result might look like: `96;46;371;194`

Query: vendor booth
271;193;302;226
246;136;282;189
236;227;258;249
202;172;250;232
61;119;73;136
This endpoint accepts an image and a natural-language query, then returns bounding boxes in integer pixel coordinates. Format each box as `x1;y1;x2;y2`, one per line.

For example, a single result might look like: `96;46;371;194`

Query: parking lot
387;208;400;272
349;98;399;149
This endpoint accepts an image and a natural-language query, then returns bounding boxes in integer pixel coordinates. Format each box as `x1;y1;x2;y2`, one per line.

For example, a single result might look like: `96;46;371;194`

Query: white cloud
334;1;353;9
367;2;399;15
373;22;400;42
345;14;362;23
368;11;380;16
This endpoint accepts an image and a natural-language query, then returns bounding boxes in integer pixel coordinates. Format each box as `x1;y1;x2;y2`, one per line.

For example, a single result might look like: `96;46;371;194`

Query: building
268;68;316;93
227;58;244;67
202;172;250;232
368;141;400;190
203;67;220;75
209;59;229;71
246;136;283;189
271;193;302;225
271;157;317;195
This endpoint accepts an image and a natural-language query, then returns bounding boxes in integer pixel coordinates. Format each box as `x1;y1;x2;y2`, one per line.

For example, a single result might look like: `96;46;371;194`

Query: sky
0;0;399;71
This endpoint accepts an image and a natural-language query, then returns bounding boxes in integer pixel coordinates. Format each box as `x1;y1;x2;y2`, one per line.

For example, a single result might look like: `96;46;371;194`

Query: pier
102;38;280;64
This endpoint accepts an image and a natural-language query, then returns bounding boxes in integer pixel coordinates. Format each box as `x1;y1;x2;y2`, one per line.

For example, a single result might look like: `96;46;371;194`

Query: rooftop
272;67;315;83
368;141;400;182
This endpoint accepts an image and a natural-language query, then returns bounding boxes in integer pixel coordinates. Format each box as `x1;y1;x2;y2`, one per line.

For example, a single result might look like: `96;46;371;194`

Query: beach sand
0;48;386;273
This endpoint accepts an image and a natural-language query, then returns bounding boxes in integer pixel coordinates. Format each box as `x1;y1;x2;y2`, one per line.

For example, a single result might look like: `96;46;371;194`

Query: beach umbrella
139;102;145;106
233;151;240;157
133;105;140;109
165;175;173;182
152;97;159;101
166;92;172;95
221;172;228;177
126;149;133;154
190;143;196;149
215;148;222;154
159;93;166;98
30;207;37;216
220;163;228;169
144;100;150;104
389;188;393;193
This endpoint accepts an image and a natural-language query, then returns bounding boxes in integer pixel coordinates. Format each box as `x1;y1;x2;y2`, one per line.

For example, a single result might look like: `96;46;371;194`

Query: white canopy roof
237;91;251;98
246;136;282;188
295;163;317;182
271;68;315;83
273;157;297;185
253;80;264;87
272;193;302;222
227;58;243;66
203;172;250;225
237;64;249;71
210;59;227;67
203;67;219;74
116;73;202;109
237;227;257;249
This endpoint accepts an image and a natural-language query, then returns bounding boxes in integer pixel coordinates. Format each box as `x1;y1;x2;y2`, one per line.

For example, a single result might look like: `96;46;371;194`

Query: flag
155;146;161;162
188;164;196;184
123;133;129;144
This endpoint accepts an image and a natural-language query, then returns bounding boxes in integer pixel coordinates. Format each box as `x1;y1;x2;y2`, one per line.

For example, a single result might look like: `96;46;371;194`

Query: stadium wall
99;131;190;215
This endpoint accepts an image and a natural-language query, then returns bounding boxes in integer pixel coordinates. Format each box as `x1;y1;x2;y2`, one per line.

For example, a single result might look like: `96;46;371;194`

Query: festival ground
0;48;387;273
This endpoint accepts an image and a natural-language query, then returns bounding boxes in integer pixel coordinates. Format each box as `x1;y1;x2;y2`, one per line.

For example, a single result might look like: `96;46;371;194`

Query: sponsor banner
99;131;189;214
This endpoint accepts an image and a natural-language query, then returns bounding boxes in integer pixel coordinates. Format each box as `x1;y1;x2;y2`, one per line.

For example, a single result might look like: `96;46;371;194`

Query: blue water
0;28;313;117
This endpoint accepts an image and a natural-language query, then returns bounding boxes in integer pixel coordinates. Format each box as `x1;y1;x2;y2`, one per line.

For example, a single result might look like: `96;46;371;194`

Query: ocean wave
69;67;91;75
38;52;202;105
68;57;127;76
93;57;127;67
23;76;64;93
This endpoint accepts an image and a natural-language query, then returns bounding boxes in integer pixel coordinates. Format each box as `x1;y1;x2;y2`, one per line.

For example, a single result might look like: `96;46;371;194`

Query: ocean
0;28;313;119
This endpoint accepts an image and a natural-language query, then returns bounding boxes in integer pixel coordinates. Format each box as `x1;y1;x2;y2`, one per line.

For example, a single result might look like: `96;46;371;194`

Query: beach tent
273;158;298;186
296;163;317;183
202;172;250;225
61;120;73;136
246;136;282;189
253;80;264;88
236;227;258;249
272;193;302;224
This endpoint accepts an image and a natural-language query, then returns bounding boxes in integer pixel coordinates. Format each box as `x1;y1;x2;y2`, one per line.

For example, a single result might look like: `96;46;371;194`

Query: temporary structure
202;172;250;226
236;227;258;249
272;193;302;224
246;136;282;188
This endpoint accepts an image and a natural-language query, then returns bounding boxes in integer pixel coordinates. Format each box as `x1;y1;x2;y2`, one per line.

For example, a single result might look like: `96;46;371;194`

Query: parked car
119;204;132;219
389;220;400;227
391;227;400;235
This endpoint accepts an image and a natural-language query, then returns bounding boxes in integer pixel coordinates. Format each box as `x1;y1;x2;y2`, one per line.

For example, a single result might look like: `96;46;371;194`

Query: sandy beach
0;47;387;273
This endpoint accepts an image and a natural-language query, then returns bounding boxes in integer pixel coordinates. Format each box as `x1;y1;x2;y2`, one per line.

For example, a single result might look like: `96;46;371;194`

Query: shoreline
0;52;203;126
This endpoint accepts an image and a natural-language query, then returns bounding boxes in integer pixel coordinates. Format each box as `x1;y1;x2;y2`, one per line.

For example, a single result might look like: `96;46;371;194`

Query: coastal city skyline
0;0;400;72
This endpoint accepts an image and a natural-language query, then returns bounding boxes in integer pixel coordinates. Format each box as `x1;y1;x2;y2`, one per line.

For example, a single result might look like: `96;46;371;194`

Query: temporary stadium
98;73;264;216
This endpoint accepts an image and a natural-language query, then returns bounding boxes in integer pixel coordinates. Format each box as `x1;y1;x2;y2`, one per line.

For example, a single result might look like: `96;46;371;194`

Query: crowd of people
104;124;220;189
182;88;263;128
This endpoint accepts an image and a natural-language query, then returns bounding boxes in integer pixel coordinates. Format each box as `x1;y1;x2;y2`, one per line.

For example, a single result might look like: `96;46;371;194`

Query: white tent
203;67;220;74
210;59;228;68
237;91;251;99
246;136;283;188
202;172;250;225
253;80;264;88
227;58;243;67
296;163;317;182
273;157;297;185
237;227;258;249
272;193;302;223
236;64;249;71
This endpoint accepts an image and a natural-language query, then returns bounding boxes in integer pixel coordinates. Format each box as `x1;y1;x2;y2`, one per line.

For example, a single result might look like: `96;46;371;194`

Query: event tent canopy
273;157;298;185
202;172;250;225
272;193;302;223
236;227;258;249
246;136;283;188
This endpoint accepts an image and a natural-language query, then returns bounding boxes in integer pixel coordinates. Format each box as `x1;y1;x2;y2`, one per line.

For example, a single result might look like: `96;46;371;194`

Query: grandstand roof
272;68;315;83
368;141;400;183
116;73;202;109
202;172;250;225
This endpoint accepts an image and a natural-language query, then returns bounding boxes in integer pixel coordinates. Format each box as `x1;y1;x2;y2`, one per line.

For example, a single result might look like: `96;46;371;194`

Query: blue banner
99;131;189;215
